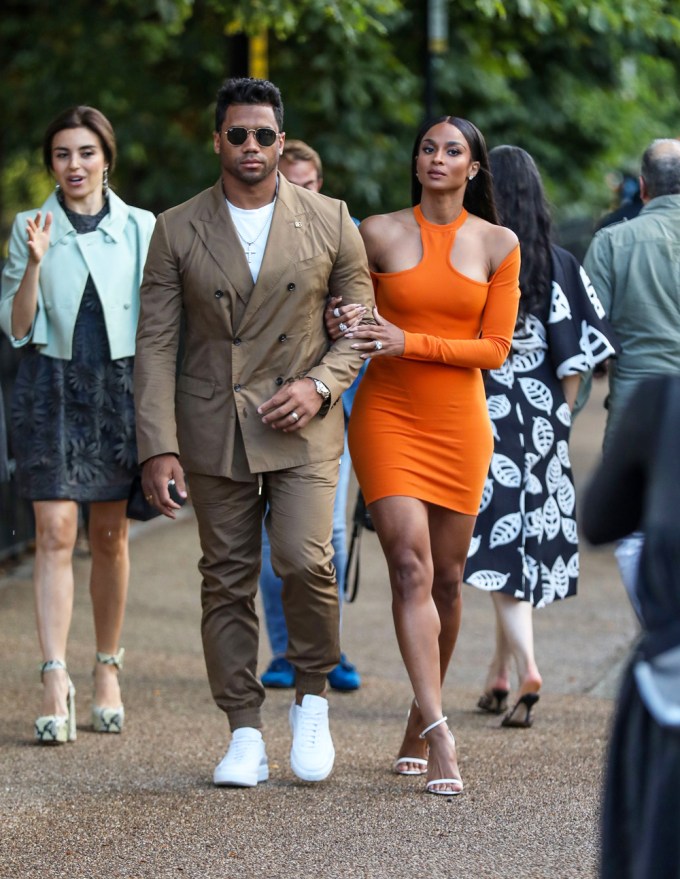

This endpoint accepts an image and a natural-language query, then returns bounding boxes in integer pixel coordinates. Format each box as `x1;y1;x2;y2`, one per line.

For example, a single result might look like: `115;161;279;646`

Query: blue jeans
260;436;352;658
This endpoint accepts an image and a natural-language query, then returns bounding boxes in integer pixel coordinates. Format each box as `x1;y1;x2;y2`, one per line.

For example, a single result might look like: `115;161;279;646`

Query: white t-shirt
226;199;276;283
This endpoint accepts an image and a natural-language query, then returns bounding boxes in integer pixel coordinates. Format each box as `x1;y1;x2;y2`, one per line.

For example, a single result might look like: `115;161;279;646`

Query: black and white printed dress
464;245;618;608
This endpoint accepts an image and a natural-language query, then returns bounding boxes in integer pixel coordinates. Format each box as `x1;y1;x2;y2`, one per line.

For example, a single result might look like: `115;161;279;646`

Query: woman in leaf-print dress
0;106;155;743
463;146;618;727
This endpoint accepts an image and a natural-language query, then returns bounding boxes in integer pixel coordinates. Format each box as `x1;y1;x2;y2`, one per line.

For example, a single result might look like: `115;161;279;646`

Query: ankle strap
95;648;125;670
39;659;67;678
419;716;448;739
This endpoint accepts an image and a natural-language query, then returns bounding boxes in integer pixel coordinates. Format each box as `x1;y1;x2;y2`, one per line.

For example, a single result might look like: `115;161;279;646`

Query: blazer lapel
191;180;253;306
236;174;310;334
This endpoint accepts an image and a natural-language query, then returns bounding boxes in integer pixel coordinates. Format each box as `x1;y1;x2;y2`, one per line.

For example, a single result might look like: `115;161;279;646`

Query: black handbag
343;490;374;603
126;473;161;521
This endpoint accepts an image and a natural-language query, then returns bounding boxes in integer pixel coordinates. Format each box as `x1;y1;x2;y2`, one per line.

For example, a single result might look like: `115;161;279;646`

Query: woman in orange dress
331;116;520;794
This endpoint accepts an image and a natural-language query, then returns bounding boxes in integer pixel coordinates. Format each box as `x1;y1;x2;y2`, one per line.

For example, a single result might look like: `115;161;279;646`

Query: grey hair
641;138;680;198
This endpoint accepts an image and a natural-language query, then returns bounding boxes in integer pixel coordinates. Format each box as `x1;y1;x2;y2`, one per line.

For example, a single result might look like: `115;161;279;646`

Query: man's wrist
306;376;331;417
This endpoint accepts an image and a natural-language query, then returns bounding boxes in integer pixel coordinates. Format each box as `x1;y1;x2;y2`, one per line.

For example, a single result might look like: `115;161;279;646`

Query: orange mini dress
348;206;520;515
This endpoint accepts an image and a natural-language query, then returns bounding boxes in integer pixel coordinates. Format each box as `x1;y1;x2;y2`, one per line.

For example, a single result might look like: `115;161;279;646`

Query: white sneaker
289;694;335;782
213;727;269;787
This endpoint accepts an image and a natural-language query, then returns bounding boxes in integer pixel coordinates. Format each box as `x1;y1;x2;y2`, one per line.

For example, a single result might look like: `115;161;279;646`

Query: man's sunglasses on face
225;127;278;147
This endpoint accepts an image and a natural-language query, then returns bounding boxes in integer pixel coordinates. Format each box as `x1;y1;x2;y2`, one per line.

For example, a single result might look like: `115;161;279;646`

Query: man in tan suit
134;78;374;787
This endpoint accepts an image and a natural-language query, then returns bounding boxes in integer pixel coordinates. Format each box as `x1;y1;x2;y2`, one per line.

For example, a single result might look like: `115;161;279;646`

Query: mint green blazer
0;189;155;360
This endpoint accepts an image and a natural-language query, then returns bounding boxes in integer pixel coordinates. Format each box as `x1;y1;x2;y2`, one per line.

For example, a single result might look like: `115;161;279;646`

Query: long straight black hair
489;145;553;319
410;115;499;225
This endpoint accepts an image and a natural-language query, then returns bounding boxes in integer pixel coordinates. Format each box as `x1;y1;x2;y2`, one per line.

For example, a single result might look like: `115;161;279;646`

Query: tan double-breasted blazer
134;174;374;479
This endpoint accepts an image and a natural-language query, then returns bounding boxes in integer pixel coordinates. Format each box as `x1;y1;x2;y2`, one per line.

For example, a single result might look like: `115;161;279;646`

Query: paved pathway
0;383;638;878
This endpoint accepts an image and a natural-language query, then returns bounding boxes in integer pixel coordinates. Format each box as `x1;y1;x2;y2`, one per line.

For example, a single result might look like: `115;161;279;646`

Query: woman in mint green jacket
0;106;155;744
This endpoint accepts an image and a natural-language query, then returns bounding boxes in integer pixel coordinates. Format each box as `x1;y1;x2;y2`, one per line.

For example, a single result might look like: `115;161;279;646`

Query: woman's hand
324;295;366;341
26;211;52;265
348;306;405;359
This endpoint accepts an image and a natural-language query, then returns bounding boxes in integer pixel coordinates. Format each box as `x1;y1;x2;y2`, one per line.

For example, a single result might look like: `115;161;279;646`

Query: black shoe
501;693;540;728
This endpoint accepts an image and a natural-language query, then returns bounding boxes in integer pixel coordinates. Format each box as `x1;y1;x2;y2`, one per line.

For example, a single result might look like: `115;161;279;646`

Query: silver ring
374;339;383;351
339;322;348;333
333;307;341;318
290;411;299;422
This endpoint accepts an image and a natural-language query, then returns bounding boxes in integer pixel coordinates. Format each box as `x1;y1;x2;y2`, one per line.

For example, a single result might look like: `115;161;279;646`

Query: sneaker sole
213;762;269;787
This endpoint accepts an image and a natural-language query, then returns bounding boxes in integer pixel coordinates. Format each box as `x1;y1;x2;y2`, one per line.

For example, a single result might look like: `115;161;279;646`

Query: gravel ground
0;382;638;879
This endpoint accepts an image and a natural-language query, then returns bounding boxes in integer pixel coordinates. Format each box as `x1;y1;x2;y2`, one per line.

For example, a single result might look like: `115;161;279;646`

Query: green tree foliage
1;0;679;244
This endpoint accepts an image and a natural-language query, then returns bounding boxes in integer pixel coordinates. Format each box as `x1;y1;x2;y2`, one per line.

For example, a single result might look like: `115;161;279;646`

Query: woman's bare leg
88;500;129;709
370;496;475;790
33;500;79;716
481;595;513;695
490;592;542;695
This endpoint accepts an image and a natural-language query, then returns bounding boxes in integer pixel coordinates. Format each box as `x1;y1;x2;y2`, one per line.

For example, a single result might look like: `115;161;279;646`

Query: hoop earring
103;166;109;196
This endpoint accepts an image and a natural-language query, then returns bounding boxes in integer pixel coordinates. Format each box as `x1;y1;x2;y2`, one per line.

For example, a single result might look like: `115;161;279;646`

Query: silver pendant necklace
235;221;269;263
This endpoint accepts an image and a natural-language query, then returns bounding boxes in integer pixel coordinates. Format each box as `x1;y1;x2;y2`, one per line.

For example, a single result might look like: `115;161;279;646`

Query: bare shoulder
360;209;416;271
468;216;519;272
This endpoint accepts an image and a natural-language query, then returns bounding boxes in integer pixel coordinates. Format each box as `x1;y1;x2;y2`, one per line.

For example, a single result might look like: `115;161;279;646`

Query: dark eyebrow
52;143;99;151
422;137;466;148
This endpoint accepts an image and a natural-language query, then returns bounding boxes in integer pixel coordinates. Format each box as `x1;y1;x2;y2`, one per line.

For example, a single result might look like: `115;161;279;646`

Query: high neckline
414;204;468;231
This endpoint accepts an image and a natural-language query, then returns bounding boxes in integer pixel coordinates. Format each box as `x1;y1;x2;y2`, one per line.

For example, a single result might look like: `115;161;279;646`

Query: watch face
314;379;330;398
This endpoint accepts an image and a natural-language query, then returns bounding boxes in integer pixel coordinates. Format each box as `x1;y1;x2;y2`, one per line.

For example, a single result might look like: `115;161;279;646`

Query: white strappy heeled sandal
420;716;464;796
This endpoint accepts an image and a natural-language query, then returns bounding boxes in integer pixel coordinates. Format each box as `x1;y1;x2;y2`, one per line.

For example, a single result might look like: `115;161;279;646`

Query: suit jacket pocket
177;374;216;399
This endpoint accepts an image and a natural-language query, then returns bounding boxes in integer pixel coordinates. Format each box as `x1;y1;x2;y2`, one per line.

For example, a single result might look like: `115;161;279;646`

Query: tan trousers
188;458;340;731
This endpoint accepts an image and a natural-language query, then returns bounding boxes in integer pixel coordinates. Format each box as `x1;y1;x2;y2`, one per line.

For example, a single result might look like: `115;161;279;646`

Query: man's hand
141;454;188;519
258;378;323;432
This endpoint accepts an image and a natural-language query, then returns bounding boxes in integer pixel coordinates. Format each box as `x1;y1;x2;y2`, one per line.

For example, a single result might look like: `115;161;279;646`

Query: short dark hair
43;106;117;173
410;115;498;225
641;138;680;199
214;77;284;133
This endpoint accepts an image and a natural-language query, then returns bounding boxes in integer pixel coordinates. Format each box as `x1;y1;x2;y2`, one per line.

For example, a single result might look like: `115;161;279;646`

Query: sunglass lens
256;129;277;147
227;128;247;145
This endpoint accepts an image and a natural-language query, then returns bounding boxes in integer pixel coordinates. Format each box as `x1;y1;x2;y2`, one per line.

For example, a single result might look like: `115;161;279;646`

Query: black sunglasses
225;127;278;147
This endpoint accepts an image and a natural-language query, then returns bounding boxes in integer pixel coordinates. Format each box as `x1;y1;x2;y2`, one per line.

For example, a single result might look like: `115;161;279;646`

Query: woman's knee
88;514;129;559
432;566;464;606
35;504;78;554
388;548;432;602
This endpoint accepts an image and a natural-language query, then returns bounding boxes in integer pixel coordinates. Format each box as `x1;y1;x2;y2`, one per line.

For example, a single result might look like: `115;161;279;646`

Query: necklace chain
231;202;275;263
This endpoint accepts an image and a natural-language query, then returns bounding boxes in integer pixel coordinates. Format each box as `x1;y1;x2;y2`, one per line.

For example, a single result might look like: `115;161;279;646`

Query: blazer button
233;338;242;346
278;334;287;343
234;383;241;391
287;283;295;291
215;290;224;298
275;377;284;386
123;303;130;310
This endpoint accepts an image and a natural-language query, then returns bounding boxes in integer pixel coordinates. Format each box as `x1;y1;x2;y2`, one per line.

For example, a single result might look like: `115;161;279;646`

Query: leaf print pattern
465;244;618;608
510;349;546;373
555;403;572;427
466;570;510;591
580;265;605;318
549;282;572;323
519;377;553;414
490;512;523;548
532;416;555;457
545;455;563;495
487;395;512;420
491;454;522;488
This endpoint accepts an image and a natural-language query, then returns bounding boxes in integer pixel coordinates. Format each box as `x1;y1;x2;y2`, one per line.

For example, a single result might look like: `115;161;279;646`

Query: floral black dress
11;201;138;502
464;245;618;608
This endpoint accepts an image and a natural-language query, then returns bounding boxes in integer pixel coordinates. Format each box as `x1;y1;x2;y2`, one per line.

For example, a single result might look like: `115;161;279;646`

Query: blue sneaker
328;653;361;691
261;657;295;689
